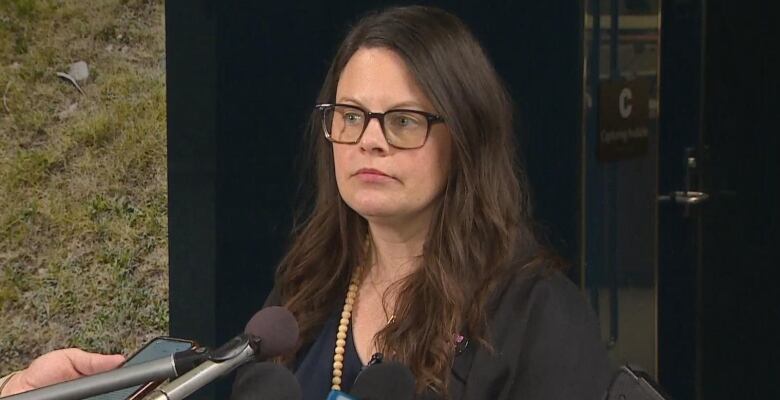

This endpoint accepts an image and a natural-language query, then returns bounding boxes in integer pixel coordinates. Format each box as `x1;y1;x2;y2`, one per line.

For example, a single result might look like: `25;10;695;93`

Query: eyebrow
336;96;429;112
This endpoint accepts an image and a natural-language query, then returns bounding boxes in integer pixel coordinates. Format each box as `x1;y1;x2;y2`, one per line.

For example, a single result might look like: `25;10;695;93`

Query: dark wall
167;0;219;350
166;1;582;398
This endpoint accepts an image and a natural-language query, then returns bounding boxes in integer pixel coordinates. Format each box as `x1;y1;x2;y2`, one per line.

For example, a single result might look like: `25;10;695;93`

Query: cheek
332;146;349;178
429;131;452;190
406;144;451;201
332;146;356;199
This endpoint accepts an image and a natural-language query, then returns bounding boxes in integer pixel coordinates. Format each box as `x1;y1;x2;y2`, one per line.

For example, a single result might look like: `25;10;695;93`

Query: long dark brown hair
277;5;542;395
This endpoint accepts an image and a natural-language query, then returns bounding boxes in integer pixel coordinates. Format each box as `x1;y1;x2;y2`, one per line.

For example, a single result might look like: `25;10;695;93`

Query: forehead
336;47;434;110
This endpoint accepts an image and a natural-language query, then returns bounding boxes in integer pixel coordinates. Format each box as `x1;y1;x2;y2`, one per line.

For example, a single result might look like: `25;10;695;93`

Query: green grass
0;0;168;374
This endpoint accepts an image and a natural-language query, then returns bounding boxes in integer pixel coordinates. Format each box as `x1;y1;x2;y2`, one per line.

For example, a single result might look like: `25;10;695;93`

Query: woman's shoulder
487;256;601;343
490;254;588;315
477;257;613;399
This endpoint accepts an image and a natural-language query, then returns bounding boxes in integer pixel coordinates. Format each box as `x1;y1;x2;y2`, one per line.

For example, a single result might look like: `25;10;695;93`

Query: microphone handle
4;356;179;400
143;342;256;400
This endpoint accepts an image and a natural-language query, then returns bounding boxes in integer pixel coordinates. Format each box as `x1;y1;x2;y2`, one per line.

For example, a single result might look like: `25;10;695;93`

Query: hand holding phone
85;337;197;400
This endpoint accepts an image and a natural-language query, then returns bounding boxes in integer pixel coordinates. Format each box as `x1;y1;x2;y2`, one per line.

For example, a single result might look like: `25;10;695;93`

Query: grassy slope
0;0;168;374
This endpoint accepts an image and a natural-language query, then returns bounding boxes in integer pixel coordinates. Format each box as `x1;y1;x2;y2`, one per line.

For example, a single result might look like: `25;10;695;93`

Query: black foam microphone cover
231;362;302;400
244;306;299;359
350;362;416;400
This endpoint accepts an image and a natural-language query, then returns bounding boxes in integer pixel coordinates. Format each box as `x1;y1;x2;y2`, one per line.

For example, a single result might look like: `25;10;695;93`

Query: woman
236;5;612;399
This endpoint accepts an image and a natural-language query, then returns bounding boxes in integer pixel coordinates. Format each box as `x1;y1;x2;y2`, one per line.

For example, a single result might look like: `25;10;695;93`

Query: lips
355;168;390;177
353;168;396;182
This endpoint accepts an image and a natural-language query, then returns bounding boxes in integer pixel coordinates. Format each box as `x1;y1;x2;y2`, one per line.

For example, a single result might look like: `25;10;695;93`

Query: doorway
583;0;780;398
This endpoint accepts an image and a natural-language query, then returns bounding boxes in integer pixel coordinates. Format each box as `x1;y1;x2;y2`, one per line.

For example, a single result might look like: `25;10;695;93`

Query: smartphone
85;336;197;400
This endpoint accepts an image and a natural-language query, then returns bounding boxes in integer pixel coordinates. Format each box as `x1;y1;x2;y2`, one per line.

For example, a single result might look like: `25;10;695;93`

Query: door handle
658;147;708;215
658;190;709;205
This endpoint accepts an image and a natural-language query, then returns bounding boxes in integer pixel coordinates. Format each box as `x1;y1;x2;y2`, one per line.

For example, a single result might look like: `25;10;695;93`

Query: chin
345;198;402;220
352;205;401;220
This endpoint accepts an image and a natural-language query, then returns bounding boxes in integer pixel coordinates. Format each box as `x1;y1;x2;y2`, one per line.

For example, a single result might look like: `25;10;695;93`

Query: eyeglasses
314;103;444;149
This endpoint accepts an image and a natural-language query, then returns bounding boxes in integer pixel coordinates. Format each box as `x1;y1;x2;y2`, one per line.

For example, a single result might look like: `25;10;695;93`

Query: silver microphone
143;336;256;400
143;306;298;400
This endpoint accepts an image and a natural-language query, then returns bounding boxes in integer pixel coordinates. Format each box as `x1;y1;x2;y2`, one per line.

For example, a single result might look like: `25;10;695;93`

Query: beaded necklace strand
330;270;361;391
330;236;398;391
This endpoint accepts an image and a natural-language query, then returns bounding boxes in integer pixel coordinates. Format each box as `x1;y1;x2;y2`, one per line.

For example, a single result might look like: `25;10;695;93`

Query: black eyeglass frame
314;103;445;149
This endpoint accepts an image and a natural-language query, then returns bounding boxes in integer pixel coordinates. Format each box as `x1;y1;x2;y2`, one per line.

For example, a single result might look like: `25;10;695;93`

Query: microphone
230;362;302;400
327;362;416;400
143;306;298;400
3;347;210;400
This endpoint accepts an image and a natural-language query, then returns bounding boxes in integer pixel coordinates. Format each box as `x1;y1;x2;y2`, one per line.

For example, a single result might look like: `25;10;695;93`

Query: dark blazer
235;262;614;400
440;263;613;399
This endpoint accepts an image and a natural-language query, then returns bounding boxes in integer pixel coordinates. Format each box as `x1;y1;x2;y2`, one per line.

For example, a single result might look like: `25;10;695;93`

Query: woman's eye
343;112;363;124
390;113;421;129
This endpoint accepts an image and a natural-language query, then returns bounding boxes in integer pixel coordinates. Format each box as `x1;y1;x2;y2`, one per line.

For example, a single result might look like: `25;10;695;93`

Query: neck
365;217;429;284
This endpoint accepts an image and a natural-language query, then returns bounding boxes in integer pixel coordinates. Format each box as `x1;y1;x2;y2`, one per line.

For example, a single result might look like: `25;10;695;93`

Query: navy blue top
293;311;364;400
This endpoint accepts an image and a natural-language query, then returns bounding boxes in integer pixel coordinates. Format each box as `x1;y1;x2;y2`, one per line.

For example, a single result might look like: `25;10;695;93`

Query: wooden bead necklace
330;235;397;391
330;269;361;391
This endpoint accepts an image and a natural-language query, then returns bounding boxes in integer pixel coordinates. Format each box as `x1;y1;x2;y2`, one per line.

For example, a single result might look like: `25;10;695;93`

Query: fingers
61;348;125;377
88;354;125;374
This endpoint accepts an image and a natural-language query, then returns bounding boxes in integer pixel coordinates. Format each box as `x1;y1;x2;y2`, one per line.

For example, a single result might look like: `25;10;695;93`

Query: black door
659;1;779;398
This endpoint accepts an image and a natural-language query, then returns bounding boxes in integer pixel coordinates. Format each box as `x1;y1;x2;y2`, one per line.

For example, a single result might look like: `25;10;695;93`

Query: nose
358;116;390;154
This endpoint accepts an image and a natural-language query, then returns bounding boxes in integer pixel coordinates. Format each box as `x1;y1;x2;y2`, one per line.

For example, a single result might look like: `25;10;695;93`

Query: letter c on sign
619;87;633;118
